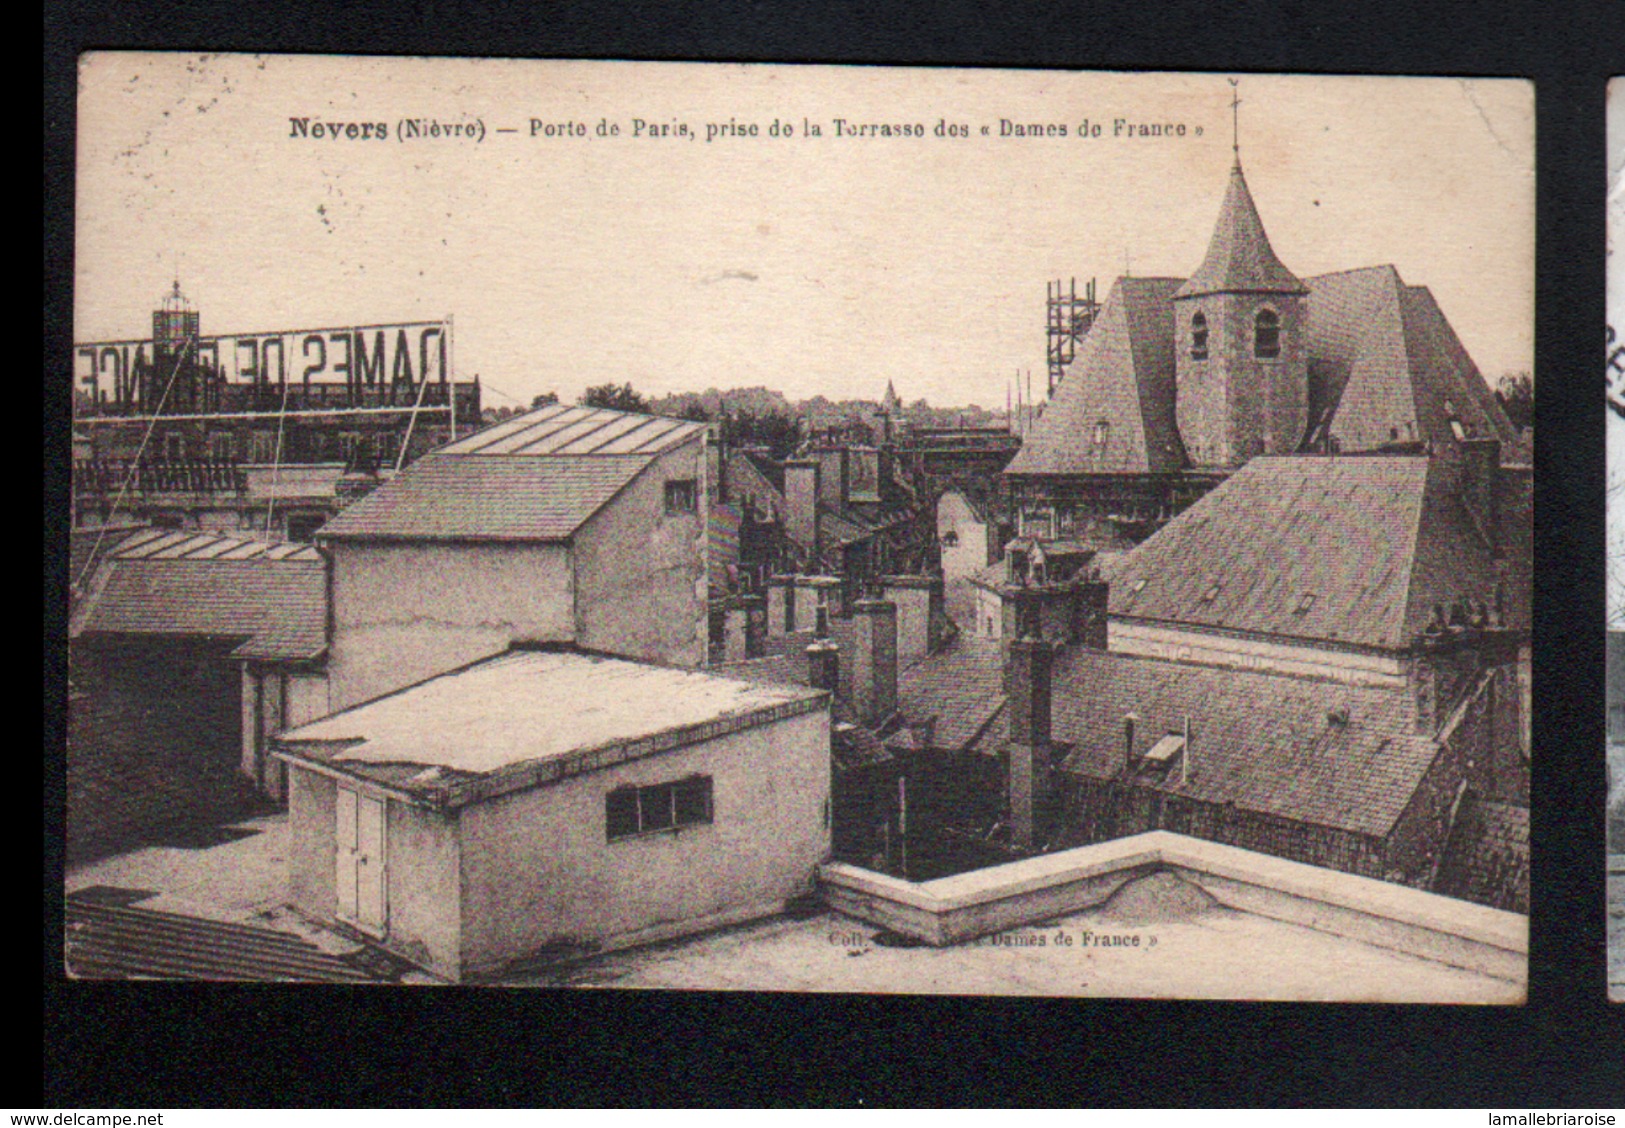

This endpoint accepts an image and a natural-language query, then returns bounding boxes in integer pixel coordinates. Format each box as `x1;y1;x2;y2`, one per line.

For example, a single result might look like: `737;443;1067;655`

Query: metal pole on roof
447;314;457;443
396;356;435;472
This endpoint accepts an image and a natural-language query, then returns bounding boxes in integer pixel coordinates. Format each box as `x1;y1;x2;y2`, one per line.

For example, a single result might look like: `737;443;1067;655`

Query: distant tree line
479;381;1005;450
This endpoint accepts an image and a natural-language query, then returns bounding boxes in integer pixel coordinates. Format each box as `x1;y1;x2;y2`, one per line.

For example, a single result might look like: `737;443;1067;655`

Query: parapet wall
818;830;1526;984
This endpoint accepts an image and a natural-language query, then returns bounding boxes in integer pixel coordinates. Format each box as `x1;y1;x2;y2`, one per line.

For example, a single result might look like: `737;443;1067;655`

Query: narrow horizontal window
606;776;714;841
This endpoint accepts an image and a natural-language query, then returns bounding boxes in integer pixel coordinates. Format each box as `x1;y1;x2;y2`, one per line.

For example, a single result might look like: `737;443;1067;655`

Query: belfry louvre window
1190;312;1209;359
1254;309;1281;359
606;776;713;840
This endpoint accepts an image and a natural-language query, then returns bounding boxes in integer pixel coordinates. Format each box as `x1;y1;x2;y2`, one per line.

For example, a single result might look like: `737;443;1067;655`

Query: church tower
1172;161;1309;469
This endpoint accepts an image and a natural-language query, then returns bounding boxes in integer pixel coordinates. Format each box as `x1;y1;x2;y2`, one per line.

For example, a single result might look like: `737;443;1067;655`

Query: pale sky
75;57;1533;413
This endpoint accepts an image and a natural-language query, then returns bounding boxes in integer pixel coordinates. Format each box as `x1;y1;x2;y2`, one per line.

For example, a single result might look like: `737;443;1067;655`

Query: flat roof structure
513;831;1525;1002
275;649;827;808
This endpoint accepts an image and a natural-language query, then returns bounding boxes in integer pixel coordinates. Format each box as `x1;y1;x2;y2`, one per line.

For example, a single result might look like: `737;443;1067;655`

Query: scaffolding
1045;277;1100;397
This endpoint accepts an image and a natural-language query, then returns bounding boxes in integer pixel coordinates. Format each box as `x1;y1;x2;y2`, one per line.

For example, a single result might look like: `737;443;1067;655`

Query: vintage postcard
65;57;1532;1001
1608;76;1623;1004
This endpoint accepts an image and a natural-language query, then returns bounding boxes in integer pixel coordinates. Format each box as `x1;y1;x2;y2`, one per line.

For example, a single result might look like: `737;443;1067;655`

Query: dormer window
1092;420;1111;453
1190;312;1208;360
1254;309;1280;359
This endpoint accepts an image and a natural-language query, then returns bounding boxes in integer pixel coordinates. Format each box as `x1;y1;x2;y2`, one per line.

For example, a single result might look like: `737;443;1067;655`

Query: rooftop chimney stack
1007;625;1055;852
1123;712;1139;772
783;460;821;561
805;597;840;695
850;598;898;727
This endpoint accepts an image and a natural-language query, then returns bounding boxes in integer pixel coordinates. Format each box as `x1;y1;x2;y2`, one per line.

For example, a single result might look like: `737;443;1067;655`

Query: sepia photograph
64;57;1533;1002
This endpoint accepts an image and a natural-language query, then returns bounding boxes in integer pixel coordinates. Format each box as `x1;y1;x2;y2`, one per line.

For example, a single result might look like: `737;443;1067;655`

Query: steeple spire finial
1229;77;1242;166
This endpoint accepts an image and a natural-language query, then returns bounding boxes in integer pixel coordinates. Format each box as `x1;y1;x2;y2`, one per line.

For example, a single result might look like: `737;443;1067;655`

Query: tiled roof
1108;455;1517;650
438;403;706;456
1006;277;1187;476
896;635;1006;753
1052;648;1432;838
1173;163;1306;299
318;453;652;542
72;534;328;661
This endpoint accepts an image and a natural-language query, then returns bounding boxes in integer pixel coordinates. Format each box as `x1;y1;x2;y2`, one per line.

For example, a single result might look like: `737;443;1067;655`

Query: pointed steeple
1173;163;1306;300
881;380;902;415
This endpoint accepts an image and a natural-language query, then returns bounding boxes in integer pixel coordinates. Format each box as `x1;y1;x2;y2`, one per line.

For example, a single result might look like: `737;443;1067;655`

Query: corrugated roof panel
511;414;632;455
594;416;694;453
178;536;247;560
553;412;659;453
458;406;599;455
104;528;169;554
149;534;227;559
115;531;194;559
218;541;273;560
438;403;579;454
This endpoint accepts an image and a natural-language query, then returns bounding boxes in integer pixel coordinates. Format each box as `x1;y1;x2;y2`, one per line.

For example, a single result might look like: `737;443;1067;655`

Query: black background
41;0;1625;1107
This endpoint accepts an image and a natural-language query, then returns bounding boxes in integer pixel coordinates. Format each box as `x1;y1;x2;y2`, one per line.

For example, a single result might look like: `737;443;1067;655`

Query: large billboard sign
73;319;451;411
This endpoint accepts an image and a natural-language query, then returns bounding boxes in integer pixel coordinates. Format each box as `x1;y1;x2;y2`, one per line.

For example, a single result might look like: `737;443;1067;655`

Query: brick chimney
849;598;898;727
1006;591;1054;852
815;447;849;509
783;460;820;560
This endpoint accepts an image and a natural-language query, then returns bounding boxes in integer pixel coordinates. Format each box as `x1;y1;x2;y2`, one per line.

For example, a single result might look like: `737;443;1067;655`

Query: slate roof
1108;454;1518;650
71;532;327;661
1173;163;1307;299
1052;648;1432;838
317;454;652;542
895;635;1007;754
1010;155;1517;479
1005;277;1187;476
1305;267;1517;452
320;404;706;542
